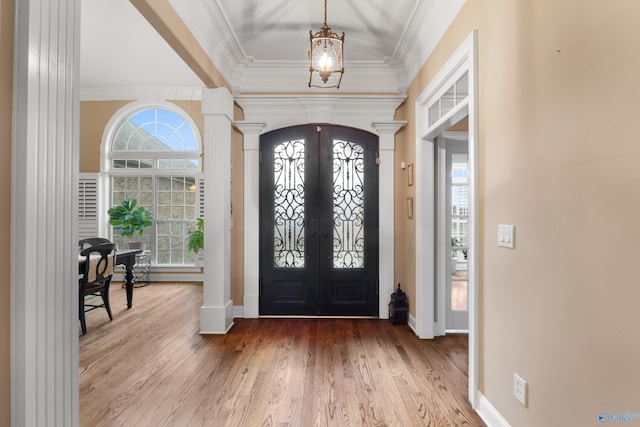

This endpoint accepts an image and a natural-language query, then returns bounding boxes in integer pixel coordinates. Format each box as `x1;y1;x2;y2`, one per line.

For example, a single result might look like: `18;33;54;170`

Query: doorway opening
436;131;469;332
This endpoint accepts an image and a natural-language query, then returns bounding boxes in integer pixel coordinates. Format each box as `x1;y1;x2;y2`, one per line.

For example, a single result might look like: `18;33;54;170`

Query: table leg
125;263;134;309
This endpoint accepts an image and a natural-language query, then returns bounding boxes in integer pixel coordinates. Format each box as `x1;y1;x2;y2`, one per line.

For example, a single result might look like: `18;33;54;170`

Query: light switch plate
498;224;515;248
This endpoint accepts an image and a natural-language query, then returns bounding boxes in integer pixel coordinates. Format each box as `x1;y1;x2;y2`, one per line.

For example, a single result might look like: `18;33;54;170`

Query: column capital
370;121;407;135
234;122;266;151
202;87;234;118
234;121;266;135
371;121;406;151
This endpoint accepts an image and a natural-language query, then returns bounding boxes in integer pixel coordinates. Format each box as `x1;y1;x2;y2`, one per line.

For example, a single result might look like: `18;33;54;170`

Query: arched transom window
108;105;202;266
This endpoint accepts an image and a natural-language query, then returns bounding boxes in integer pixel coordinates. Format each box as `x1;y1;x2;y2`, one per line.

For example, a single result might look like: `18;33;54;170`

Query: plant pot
128;241;146;251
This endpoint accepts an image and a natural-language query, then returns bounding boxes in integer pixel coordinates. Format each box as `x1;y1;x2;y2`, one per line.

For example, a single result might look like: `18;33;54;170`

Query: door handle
320;231;329;238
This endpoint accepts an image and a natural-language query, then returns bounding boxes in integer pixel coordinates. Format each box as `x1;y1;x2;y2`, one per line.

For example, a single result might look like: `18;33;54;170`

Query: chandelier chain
324;0;328;26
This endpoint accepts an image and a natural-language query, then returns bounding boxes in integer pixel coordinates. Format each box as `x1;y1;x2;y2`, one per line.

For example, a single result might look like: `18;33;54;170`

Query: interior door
445;142;469;330
260;124;379;316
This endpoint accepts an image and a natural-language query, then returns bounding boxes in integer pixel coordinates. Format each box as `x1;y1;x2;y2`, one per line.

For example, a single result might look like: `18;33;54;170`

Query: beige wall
79;100;245;303
393;106;416;309
0;0;12;424
396;0;640;425
80;101;131;172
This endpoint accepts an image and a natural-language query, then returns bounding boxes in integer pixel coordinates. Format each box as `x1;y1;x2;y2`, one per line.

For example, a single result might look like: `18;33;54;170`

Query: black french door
259;124;379;316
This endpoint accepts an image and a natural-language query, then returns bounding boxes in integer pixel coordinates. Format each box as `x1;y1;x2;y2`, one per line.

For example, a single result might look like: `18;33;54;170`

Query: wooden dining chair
79;243;116;335
79;237;113;251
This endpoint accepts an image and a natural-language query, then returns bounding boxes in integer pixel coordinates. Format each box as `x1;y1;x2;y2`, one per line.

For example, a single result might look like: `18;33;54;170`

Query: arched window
106;104;202;266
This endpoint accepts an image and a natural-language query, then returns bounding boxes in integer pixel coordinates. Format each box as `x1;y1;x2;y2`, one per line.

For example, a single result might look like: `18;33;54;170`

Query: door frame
235;96;406;320
414;30;479;407
258;124;380;316
437;132;469;333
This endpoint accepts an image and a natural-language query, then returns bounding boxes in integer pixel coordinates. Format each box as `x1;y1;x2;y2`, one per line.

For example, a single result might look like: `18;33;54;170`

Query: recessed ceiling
80;0;466;99
218;0;417;62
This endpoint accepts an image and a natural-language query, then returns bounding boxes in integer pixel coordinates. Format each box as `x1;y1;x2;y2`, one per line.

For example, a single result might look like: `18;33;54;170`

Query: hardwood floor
80;283;485;427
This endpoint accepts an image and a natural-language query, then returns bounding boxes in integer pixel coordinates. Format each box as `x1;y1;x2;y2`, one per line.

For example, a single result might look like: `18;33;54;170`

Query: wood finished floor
80;283;485;427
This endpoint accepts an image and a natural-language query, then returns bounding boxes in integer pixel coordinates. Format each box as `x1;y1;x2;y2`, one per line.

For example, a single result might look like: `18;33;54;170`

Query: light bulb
319;49;332;70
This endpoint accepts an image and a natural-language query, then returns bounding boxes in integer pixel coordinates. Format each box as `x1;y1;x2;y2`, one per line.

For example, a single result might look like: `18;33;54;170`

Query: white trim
200;88;235;334
414;30;479;407
200;301;234;334
476;393;512;427
12;0;81;425
80;86;203;101
408;312;417;333
394;0;467;91
234;122;266;319
111;272;203;282
372;121;407;317
234;95;405;134
233;305;244;319
100;100;203;173
435;137;447;337
233;61;403;95
445;329;469;334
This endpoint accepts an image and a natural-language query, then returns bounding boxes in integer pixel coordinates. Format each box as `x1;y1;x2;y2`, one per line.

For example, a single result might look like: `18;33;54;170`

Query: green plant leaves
187;217;204;254
108;198;153;238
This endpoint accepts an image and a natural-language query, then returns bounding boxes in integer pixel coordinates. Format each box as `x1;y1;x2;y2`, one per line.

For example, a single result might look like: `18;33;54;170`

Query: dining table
79;248;143;309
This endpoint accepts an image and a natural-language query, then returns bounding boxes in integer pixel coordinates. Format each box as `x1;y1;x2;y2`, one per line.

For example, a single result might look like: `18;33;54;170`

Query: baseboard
408;313;417;335
200;301;234;334
233;305;244;318
476;392;511;427
112;272;204;282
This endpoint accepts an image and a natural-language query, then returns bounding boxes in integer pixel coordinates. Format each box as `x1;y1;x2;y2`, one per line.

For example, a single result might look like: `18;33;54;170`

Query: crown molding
235;94;405;133
79;86;203;101
392;0;466;85
234;60;403;95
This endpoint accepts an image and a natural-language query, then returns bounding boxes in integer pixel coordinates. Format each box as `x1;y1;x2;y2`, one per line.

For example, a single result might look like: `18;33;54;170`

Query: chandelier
308;0;344;89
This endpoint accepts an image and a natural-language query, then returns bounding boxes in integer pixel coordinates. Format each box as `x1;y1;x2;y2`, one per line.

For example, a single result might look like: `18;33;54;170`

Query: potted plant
108;198;153;250
187;217;204;266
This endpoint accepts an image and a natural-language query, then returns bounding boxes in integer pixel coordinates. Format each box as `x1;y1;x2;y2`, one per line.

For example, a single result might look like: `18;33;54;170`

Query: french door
445;141;469;330
259;125;379;316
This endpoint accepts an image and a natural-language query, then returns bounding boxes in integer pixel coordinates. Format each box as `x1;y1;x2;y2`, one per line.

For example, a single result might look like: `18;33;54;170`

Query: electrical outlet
514;373;527;406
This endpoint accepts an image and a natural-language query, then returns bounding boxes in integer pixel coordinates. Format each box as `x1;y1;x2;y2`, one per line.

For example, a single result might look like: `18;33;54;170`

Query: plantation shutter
198;175;205;219
197;175;205;265
78;173;99;239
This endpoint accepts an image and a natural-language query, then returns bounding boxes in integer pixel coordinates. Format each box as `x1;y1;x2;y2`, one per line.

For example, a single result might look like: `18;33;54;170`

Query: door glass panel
273;139;306;268
441;85;456;117
332;139;365;268
456;71;469;102
451;152;468;311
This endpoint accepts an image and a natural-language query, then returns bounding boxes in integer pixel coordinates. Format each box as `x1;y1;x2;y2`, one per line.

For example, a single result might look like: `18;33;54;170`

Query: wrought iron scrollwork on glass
273;139;306;268
332;139;365;268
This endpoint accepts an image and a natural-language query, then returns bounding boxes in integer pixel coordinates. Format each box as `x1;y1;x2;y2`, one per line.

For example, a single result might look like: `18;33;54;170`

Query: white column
12;0;81;425
234;122;266;318
201;88;234;333
371;122;406;318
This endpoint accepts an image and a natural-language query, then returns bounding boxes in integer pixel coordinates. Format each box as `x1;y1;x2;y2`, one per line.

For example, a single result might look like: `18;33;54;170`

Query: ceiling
80;0;465;99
